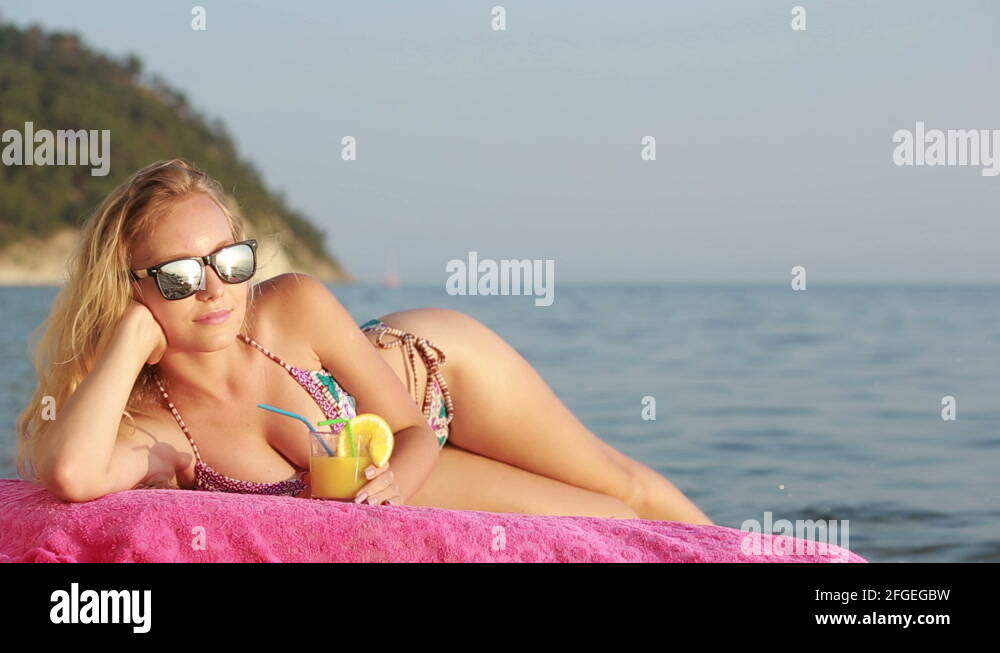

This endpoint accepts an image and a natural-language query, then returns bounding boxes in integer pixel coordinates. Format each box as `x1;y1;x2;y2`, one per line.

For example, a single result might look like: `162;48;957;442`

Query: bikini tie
372;326;455;426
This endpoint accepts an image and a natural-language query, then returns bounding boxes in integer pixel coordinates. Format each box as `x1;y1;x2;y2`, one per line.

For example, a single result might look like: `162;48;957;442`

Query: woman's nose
198;265;226;298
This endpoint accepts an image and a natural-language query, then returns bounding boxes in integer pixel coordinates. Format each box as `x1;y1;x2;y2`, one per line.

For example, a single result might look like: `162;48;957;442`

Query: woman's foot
626;461;715;525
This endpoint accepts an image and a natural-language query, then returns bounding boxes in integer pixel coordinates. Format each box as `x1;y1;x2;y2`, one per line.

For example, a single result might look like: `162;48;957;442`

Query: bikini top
152;332;357;496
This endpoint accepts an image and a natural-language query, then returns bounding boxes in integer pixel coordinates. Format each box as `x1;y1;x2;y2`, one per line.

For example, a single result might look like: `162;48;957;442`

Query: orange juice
310;455;372;499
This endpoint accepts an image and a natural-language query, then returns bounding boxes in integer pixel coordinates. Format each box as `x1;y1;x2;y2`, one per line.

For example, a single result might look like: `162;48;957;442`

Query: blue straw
257;403;335;456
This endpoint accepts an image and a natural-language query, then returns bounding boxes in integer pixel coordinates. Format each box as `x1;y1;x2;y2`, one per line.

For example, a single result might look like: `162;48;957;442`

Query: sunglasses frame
130;239;258;300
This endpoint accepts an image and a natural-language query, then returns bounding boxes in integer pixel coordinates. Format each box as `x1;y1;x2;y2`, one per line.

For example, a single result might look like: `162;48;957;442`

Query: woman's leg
366;307;713;524
407;441;639;519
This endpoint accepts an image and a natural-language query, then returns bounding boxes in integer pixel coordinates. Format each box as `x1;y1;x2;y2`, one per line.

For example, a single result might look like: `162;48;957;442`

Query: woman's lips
195;309;231;325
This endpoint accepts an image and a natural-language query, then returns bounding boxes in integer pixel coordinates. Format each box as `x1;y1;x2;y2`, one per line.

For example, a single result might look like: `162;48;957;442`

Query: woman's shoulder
247;273;311;338
246;273;335;366
249;273;325;325
253;272;362;347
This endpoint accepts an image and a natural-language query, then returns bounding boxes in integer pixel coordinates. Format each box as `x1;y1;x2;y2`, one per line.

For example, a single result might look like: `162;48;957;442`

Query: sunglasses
130;239;258;300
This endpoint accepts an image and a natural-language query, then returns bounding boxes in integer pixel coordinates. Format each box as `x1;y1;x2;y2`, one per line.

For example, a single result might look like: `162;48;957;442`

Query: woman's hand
124;300;168;365
354;462;402;506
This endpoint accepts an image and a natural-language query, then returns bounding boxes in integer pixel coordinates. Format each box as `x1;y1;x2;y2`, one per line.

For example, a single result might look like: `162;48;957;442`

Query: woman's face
130;193;250;352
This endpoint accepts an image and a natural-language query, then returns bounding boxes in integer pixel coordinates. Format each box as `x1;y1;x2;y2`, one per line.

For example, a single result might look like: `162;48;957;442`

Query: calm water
1;282;998;562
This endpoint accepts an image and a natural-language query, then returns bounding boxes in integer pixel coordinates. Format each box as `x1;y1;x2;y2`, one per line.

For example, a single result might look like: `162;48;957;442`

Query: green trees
0;21;341;276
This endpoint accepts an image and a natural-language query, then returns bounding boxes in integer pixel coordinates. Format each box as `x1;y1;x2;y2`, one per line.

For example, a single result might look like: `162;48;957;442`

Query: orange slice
334;413;394;466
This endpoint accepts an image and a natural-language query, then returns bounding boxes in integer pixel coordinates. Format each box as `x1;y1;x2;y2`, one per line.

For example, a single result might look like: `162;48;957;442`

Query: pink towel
0;480;866;562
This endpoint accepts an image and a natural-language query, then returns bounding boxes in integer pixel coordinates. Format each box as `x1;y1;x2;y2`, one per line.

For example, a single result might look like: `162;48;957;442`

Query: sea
1;281;997;563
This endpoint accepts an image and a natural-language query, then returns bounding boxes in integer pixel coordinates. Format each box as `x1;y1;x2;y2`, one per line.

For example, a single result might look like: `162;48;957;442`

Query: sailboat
380;254;401;288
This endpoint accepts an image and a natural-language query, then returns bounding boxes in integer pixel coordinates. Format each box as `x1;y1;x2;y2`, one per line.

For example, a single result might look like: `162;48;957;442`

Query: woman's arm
37;302;169;501
270;274;440;503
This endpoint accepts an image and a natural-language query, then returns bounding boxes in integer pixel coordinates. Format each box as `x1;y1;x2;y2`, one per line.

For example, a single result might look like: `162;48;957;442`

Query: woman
16;159;713;524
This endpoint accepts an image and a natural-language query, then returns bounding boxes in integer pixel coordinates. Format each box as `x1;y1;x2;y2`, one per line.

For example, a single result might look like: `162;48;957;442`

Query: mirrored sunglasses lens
215;243;255;282
158;259;203;299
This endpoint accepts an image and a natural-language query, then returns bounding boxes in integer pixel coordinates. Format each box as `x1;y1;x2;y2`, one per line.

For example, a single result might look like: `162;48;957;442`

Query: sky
1;0;998;282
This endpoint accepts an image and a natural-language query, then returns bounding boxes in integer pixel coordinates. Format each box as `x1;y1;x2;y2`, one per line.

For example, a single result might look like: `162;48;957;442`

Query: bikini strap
237;332;293;371
153;371;203;464
370;325;455;426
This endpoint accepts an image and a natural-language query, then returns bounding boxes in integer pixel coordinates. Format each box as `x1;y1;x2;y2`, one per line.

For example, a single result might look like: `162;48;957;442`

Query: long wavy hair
15;158;260;481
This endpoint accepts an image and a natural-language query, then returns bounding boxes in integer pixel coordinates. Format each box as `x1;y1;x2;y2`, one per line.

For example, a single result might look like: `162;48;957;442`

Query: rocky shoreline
0;228;354;285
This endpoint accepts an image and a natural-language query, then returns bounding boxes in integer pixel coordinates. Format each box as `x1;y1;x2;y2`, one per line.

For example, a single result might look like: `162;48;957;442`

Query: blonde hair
15;158;257;481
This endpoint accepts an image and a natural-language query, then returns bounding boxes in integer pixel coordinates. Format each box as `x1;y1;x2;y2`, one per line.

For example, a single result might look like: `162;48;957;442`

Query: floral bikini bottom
359;318;455;448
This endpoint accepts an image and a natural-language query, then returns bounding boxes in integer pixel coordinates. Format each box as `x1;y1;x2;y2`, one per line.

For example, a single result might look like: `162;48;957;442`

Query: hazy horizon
2;1;998;283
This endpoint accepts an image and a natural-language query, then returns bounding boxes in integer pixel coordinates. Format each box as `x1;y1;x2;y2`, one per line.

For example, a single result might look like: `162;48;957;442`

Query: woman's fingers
363;462;390;481
354;466;395;504
367;490;402;506
356;487;399;505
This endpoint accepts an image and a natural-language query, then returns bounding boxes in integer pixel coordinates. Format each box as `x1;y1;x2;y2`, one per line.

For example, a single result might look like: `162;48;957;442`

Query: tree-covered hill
0;20;351;281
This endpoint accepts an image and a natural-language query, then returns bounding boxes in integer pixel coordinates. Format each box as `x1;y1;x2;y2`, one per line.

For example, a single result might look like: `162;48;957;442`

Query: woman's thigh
407;442;638;519
364;308;640;506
